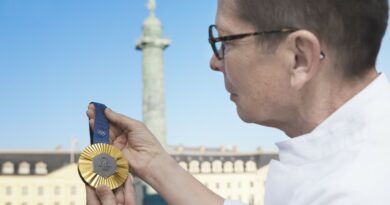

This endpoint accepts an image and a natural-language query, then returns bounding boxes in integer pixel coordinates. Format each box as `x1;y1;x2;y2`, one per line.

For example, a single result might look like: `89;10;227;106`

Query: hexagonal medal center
93;153;117;178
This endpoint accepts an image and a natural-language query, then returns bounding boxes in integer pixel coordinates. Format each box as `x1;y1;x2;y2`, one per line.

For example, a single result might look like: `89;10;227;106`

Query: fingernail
96;185;110;196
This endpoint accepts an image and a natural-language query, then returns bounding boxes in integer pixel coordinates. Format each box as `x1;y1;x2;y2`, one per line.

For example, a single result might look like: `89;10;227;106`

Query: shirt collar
275;73;390;165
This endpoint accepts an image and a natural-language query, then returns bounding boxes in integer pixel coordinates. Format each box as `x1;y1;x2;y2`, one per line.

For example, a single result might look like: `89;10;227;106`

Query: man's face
210;0;295;127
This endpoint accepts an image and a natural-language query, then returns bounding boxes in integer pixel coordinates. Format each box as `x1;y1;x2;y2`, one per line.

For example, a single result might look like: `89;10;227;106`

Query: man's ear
286;30;322;90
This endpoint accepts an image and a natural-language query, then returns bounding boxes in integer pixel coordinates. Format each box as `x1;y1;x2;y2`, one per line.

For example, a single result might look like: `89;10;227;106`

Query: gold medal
78;143;129;189
79;101;129;190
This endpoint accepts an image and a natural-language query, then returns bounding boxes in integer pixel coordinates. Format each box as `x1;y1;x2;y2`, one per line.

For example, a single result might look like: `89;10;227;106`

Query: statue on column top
147;0;156;14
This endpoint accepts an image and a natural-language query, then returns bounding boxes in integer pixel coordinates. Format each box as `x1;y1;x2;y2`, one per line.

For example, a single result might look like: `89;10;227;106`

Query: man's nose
209;54;225;72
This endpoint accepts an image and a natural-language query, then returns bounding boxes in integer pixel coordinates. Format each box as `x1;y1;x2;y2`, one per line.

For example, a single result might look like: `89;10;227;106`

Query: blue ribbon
89;102;110;144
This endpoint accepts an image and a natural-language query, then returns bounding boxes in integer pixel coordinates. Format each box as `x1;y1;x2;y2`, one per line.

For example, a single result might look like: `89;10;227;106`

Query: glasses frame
208;24;299;60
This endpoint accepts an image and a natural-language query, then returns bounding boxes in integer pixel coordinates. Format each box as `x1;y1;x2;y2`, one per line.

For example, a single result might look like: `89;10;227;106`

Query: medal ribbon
89;102;110;144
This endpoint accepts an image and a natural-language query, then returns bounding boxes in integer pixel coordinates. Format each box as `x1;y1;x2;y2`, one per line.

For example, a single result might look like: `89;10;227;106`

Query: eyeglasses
208;24;299;60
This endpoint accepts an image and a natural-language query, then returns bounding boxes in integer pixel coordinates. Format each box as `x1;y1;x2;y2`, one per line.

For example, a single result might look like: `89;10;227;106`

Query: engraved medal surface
93;153;117;178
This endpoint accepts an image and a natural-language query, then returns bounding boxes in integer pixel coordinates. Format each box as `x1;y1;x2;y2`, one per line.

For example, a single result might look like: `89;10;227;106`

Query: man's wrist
139;151;175;186
138;150;224;205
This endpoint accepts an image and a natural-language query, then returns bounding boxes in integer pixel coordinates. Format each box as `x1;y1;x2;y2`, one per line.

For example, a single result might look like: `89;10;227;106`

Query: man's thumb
96;186;116;205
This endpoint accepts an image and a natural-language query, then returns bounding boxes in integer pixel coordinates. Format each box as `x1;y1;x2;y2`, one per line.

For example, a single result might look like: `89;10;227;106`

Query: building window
5;202;11;205
6;186;12;195
250;181;254;188
54;186;60;195
178;161;188;171
212;160;222;173
38;203;44;205
201;161;211;173
215;182;220;189
54;202;60;205
223;161;233;173
227;182;231;188
234;160;244;172
70;186;77;195
238;182;242;188
70;202;75;205
22;186;28;195
245;161;257;172
18;161;30;174
189;160;199;173
35;162;48;175
249;195;255;205
2;161;14;174
38;186;44;195
21;203;27;205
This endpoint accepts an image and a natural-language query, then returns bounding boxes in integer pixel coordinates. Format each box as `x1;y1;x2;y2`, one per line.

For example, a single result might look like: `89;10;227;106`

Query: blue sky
0;0;389;152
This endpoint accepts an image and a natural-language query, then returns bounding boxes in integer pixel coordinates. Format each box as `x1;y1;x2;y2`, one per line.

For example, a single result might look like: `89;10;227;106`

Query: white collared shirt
225;74;390;205
265;73;390;205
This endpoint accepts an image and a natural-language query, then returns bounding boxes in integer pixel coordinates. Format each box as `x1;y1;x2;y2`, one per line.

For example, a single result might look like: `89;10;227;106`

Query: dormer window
201;161;211;173
234;160;244;172
2;161;14;174
189;160;200;173
212;160;222;173
178;161;188;171
18;161;30;175
224;161;233;173
245;161;257;172
35;162;48;175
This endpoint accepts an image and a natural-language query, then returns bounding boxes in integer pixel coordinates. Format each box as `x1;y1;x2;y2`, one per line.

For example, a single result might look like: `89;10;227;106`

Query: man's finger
104;108;141;130
96;186;116;205
89;119;95;131
86;185;101;205
124;175;137;205
87;104;96;119
112;135;127;150
114;187;125;205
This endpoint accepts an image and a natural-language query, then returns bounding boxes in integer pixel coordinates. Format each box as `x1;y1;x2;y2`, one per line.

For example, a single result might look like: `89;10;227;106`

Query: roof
172;152;278;169
0;152;80;175
0;149;278;176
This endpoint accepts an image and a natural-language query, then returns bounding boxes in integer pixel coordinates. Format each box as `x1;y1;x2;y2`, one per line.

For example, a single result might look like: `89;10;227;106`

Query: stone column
136;0;170;148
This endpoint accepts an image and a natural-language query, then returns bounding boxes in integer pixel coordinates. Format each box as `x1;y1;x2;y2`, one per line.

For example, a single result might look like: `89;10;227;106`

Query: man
87;0;389;204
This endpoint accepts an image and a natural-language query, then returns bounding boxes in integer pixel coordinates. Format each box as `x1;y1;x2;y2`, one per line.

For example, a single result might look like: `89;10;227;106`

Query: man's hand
87;104;168;179
86;176;136;205
87;104;224;205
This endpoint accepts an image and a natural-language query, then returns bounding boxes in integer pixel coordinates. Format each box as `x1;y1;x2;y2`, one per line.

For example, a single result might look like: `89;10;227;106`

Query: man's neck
284;69;379;138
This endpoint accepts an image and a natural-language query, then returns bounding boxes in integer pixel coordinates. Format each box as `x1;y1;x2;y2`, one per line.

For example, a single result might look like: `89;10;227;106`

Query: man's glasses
208;24;299;60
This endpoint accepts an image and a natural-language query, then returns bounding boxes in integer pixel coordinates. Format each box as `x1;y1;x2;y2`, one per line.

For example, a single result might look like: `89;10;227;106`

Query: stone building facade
0;148;277;205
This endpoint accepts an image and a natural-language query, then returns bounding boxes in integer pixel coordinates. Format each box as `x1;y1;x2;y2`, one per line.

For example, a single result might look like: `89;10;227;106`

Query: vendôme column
136;0;170;148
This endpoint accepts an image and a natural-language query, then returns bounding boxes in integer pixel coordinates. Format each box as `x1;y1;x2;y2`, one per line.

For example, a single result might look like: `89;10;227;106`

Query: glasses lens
215;41;223;56
211;26;223;59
